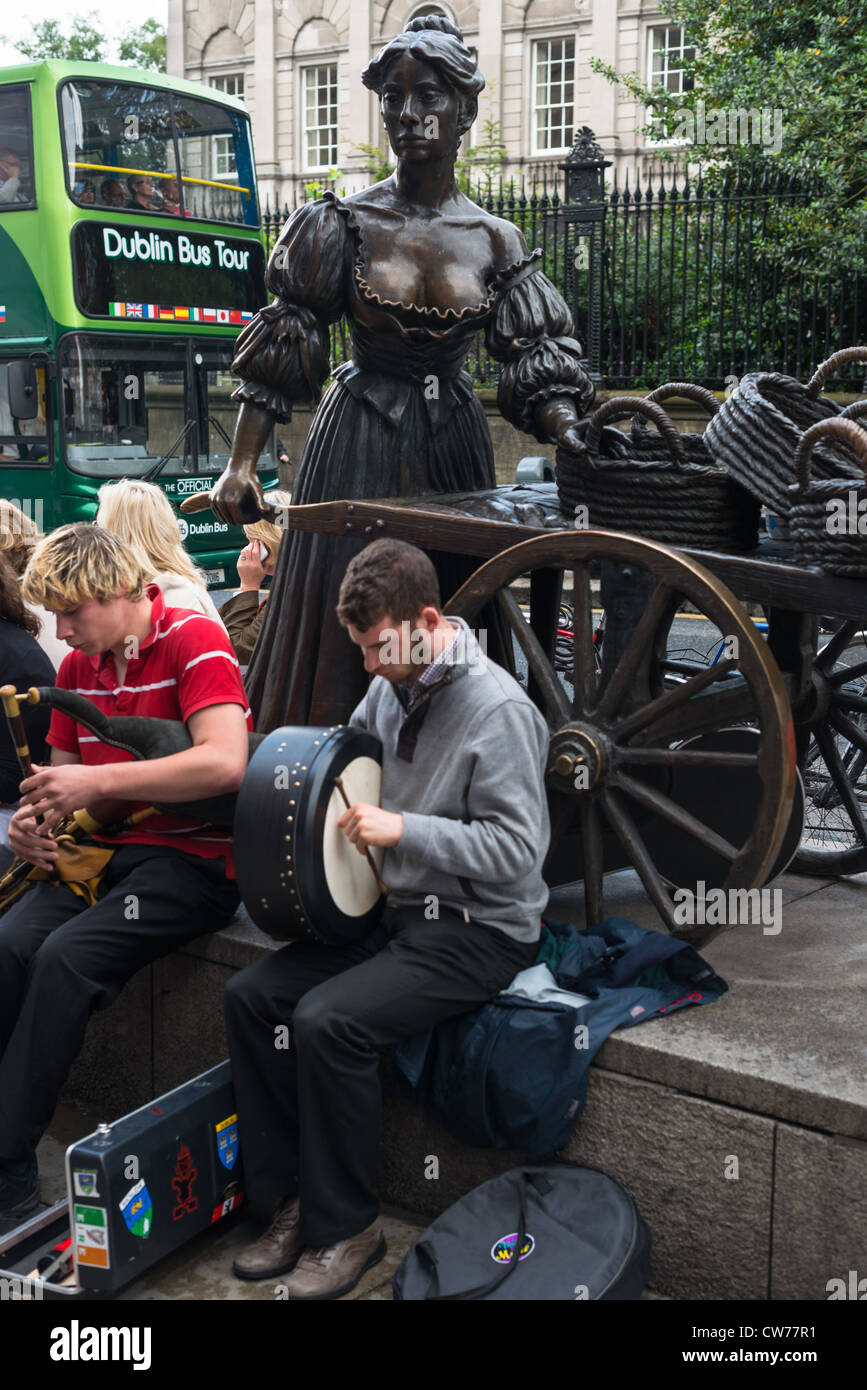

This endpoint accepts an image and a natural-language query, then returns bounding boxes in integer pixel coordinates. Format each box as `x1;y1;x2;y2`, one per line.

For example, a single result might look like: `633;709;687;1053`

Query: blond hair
0;499;41;575
21;523;148;608
243;490;293;557
96;479;205;588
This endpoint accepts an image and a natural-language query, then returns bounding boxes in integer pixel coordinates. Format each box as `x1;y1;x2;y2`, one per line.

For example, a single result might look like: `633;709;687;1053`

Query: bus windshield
60;79;258;227
58;335;272;478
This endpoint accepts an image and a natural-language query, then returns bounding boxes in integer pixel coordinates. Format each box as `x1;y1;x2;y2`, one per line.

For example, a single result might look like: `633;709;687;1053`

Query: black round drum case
233;725;385;945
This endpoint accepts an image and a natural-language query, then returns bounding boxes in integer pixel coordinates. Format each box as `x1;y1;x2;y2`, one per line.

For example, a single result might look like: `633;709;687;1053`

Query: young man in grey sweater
224;538;551;1299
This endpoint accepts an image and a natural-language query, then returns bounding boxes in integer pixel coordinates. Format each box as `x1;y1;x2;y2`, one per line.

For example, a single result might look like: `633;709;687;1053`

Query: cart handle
840;399;867;424
806;347;867;398
641;381;721;417
585;396;686;463
795;416;867;491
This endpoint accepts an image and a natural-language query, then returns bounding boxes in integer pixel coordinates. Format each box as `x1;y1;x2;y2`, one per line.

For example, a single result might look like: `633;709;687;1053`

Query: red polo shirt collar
86;583;165;674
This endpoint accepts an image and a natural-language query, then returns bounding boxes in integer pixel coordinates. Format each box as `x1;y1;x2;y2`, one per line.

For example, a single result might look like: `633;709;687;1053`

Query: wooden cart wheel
447;531;796;946
793;619;867;875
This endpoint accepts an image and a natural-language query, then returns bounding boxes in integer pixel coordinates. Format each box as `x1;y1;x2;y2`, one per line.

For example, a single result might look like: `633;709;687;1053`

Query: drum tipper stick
333;776;388;896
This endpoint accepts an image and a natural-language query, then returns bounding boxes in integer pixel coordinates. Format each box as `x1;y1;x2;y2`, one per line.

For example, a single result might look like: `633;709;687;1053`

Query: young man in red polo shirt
0;523;251;1231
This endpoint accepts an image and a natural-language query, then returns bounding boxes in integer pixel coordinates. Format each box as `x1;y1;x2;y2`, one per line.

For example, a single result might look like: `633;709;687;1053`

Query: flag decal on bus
109;303;253;324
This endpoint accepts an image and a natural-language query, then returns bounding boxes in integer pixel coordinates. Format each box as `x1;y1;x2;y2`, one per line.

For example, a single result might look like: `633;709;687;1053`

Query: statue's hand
534;396;586;455
209;465;274;526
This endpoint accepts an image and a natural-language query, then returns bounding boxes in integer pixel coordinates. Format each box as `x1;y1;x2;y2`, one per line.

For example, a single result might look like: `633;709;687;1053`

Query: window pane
0;84;36;210
174;93;257;224
60;80;177;215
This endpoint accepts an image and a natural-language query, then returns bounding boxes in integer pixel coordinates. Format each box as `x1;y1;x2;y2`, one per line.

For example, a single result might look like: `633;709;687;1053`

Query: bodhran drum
233;725;386;944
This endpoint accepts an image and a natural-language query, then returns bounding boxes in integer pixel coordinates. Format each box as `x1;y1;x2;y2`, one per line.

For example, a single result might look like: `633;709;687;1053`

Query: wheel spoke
593;581;672;724
816;621;857;671
835;691;867;716
496;588;570;727
613;659;736;741
613;770;739;862
601;787;678;931
618;747;758;769
571;563;595;717
815;725;867;845
579;799;605;925
829;707;867;758
828;656;867;686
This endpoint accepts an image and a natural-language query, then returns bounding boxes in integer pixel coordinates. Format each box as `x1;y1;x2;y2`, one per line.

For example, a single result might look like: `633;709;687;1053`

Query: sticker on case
72;1169;100;1198
119;1179;153;1238
74;1204;110;1269
215;1113;239;1171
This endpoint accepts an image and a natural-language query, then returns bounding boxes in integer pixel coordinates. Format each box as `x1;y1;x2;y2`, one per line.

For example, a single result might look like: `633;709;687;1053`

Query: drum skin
234;725;385;944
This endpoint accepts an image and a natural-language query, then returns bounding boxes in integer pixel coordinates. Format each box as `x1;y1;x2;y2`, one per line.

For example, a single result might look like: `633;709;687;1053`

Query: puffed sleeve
231;196;349;422
486;253;595;442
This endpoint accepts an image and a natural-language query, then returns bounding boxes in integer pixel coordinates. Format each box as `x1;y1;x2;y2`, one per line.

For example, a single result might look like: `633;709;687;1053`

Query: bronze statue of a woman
210;13;594;730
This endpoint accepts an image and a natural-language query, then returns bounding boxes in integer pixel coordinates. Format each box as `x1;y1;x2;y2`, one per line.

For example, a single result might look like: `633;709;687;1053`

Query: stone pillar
346;0;372;151
166;0;184;78
477;0;503;124
586;0;618;148
254;0;278;205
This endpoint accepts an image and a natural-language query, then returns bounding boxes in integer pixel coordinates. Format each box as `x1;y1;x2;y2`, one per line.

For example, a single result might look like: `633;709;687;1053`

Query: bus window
172;95;257;226
59;336;190;478
60;80;179;215
198;344;274;473
0;362;49;463
0;84;36;210
59;80;258;227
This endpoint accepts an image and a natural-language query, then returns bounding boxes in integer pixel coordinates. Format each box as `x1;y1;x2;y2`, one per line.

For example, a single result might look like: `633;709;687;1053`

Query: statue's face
380;54;461;163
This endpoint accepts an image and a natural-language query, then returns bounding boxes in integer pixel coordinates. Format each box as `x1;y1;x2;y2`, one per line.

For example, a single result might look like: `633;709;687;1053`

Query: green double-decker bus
0;60;278;589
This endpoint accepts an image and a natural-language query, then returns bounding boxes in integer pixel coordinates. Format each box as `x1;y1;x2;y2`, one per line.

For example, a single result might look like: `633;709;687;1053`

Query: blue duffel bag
393;1162;651;1300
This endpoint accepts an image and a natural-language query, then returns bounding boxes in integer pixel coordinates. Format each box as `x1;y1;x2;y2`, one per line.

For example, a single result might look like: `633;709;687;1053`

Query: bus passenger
96;478;227;628
100;178;126;208
78;181;96;205
161;177;181;214
0;148;23;204
126;174;159;211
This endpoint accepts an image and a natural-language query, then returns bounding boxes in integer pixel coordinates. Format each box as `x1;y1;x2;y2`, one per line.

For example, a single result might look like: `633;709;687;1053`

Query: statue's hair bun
405;14;464;43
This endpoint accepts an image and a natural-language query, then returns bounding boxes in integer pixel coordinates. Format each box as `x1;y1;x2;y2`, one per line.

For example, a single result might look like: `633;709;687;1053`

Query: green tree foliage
9;13;107;62
117;19;167;72
352;142;395;184
5;12;166;72
589;1;867;276
455;84;508;198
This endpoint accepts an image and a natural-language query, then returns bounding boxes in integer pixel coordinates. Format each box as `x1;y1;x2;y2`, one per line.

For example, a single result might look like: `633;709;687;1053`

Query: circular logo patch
490;1232;535;1264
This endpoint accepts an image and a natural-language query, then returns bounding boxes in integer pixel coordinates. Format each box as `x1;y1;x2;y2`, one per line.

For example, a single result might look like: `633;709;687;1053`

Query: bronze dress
232;191;592;730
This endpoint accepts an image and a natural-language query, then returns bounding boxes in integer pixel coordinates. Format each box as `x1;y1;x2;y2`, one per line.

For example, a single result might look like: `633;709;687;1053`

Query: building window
302;64;338;171
209;74;245;180
532;37;575;155
647;25;695;96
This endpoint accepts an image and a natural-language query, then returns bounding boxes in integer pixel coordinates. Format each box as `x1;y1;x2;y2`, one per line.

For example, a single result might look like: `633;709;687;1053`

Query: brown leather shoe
281;1218;386;1300
232;1197;303;1280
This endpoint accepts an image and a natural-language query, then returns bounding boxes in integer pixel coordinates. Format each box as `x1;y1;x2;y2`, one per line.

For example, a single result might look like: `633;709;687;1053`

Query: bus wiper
207;415;234;452
141;418;196;481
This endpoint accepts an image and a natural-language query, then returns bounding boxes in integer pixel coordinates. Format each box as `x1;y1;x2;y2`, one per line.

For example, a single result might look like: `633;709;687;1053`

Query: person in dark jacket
219;490;291;665
0;555;55;871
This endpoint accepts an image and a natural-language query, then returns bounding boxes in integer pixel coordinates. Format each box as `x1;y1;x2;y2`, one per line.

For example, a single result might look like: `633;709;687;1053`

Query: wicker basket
704;348;867;529
557;394;760;552
788;417;867;577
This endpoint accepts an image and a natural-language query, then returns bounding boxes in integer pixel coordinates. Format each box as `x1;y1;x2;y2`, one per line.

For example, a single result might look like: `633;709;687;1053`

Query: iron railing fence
260;166;867;393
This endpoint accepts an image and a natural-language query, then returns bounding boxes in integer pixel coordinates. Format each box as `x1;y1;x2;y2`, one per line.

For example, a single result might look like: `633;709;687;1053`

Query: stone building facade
167;1;692;210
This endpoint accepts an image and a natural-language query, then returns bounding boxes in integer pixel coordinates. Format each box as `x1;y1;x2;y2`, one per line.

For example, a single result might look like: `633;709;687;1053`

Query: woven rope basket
704;348;867;529
788;417;867;577
557;387;760;551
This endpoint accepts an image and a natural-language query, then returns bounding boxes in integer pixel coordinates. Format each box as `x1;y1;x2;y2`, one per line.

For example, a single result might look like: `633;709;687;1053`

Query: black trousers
223;904;538;1246
0;844;240;1164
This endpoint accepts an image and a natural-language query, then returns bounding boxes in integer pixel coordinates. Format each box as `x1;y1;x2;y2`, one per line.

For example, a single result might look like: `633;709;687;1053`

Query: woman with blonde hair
219;489;291;664
96;479;225;627
0;501;68;670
